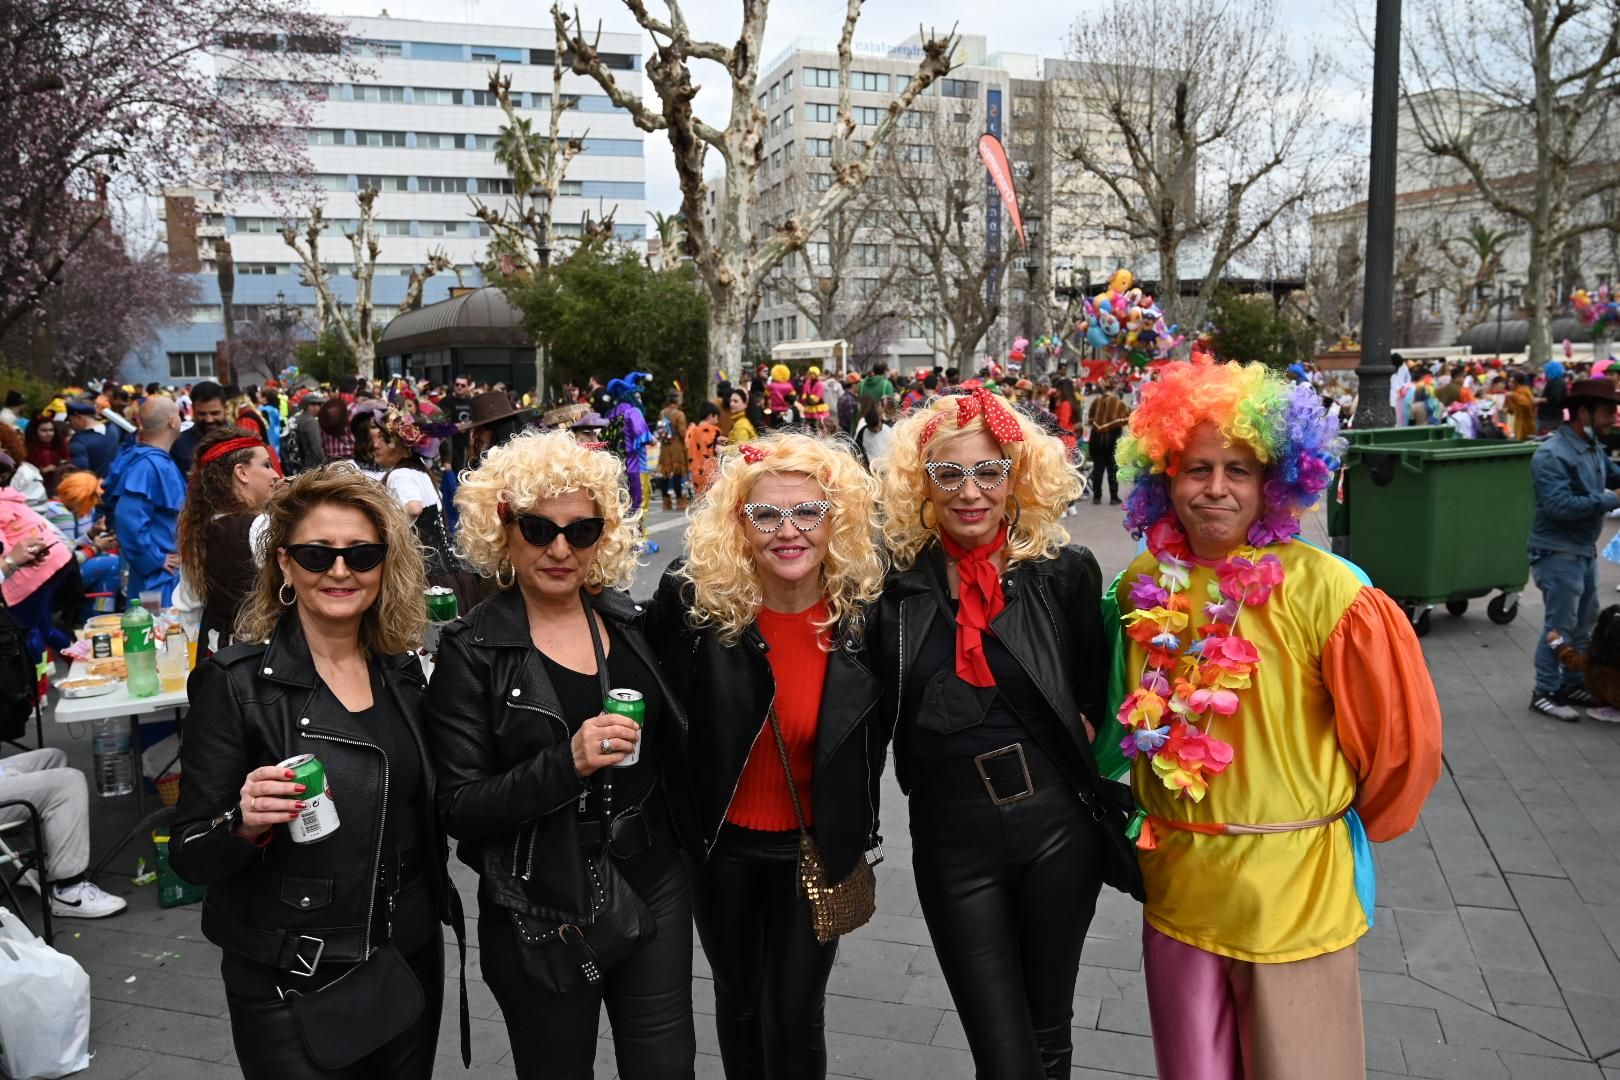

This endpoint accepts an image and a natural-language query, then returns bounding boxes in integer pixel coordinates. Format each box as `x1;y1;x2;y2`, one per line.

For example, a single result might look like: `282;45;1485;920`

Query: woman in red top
24;414;67;496
647;431;886;1080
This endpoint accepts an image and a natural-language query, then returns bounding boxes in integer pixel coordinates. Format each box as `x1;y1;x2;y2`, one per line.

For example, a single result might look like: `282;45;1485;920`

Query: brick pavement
15;501;1620;1078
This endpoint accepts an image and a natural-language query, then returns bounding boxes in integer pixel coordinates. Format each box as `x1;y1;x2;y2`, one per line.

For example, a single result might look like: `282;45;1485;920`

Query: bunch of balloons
1572;285;1620;332
280;365;303;385
1074;269;1183;366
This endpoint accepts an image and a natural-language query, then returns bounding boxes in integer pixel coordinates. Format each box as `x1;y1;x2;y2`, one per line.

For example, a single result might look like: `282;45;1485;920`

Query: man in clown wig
1095;359;1442;1080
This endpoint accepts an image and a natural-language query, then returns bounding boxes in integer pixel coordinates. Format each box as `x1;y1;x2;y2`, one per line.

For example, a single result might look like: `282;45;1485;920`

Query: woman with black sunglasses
426;429;695;1080
644;431;886;1080
171;464;459;1080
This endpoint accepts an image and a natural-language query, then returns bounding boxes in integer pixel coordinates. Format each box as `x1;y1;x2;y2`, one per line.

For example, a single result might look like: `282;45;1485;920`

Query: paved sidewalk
17;502;1620;1078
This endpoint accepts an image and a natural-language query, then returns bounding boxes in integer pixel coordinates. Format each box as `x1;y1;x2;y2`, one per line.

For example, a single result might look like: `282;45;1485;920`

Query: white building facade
138;16;645;387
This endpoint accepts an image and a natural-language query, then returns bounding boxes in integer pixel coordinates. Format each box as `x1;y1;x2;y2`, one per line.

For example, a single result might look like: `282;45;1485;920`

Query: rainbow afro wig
1117;360;1345;547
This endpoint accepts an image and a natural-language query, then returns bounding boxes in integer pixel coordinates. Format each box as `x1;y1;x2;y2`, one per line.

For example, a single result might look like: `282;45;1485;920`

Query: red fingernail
294;784;307;793
284;771;295;779
288;811;299;819
294;801;306;809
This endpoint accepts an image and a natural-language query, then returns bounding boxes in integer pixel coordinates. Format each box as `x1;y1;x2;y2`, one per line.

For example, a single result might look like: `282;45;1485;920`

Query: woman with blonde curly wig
426;429;696;1080
644;430;885;1080
171;465;457;1080
868;386;1123;1080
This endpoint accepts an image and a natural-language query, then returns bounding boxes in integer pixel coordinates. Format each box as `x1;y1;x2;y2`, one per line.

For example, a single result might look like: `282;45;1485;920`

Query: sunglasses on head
283;543;388;573
508;513;606;550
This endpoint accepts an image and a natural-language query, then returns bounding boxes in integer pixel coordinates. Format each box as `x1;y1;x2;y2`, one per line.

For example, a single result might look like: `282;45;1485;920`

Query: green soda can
603;689;645;768
276;754;340;843
424;586;459;623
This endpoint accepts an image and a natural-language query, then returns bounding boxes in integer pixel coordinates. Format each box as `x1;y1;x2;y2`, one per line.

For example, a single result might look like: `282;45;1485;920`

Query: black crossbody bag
507;591;656;992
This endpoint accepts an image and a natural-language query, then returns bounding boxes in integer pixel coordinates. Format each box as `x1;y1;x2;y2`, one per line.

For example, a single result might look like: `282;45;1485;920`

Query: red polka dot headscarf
919;386;1026;449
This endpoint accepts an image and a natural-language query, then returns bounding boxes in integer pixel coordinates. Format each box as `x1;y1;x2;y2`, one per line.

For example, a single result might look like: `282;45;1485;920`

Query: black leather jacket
646;566;884;882
869;543;1109;791
424;586;693;922
170;615;452;970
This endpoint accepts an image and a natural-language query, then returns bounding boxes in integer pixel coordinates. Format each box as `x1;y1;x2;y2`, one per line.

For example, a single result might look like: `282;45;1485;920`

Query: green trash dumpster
1328;426;1457;538
1341;438;1535;636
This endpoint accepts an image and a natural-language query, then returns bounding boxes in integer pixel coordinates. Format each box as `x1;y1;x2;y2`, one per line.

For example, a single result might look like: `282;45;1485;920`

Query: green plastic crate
1342;439;1535;604
1327;426;1457;537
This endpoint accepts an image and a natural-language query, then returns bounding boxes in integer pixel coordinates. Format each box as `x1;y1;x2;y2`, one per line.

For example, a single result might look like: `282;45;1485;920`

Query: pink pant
1142;921;1364;1080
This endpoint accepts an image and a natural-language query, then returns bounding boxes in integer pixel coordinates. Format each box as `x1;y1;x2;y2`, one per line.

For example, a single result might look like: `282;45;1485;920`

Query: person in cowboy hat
1527;377;1620;721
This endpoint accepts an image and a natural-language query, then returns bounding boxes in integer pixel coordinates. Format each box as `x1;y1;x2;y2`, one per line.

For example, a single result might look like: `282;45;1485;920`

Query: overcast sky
310;0;1363;217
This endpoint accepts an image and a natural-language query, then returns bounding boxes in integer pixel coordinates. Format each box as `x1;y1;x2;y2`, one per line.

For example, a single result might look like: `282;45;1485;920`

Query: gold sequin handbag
767;706;878;944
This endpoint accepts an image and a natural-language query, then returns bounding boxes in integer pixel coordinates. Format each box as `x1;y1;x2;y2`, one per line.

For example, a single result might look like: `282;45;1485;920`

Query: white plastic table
51;662;188;819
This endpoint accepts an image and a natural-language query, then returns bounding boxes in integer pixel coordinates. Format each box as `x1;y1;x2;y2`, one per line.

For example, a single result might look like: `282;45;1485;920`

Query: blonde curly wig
878;393;1082;570
236;463;429;656
454;428;639;591
680;431;885;646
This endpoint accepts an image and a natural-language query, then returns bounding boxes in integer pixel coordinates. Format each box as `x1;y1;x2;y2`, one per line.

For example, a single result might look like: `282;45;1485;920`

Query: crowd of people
0;353;1448;1080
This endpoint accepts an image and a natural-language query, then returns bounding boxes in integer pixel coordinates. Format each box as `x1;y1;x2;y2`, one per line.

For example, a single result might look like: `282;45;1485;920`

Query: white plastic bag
1604;529;1620;565
0;907;90;1078
141;733;182;782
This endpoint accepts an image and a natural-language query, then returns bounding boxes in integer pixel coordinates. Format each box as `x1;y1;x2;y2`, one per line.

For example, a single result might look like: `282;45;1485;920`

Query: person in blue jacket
103;397;186;606
65;399;120;477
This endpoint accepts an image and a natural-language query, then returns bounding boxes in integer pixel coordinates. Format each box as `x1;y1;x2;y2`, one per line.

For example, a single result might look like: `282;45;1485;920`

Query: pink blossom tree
0;0;358;338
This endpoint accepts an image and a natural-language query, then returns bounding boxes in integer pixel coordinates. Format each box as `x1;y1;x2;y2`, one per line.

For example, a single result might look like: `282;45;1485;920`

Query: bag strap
765;706;811;840
581;588;612;700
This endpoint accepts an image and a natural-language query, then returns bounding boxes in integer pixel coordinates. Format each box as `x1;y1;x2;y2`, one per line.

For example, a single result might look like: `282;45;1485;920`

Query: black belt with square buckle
974;743;1036;806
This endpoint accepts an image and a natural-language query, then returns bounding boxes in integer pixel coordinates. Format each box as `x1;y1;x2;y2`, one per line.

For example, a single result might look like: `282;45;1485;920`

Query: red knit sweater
726;602;829;830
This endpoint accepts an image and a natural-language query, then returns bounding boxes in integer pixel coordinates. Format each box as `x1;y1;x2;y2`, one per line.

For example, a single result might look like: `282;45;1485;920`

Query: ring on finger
250;796;258;813
600;738;614;754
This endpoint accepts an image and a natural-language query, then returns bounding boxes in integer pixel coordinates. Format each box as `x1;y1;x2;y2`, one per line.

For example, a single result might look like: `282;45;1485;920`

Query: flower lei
1116;516;1284;803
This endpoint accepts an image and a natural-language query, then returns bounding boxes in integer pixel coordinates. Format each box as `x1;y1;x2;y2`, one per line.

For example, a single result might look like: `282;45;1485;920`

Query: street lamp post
263;289;300;385
532;188;553;406
1353;0;1403;428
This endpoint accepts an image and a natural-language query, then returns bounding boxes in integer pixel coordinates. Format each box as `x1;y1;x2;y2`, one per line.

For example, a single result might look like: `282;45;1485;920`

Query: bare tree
556;1;960;385
402;250;464;312
283;191;380;382
1063;0;1345;332
874;109;1017;371
1402;0;1620;365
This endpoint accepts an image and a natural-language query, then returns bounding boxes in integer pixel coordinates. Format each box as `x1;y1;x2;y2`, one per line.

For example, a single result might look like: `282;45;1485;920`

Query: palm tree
1443;223;1517;332
493;115;544;194
647;211;687;269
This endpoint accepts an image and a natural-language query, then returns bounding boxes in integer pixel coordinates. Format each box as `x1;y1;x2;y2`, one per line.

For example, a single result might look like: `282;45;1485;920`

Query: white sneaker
50;880;128;919
1588;706;1620;723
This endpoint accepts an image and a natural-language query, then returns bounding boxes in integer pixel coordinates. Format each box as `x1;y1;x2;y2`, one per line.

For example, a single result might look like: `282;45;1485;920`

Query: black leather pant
479;856;696;1080
687;825;840;1080
225;940;443;1080
910;774;1104;1079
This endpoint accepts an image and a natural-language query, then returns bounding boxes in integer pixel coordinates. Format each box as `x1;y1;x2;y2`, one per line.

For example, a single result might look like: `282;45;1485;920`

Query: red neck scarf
939;523;1008;687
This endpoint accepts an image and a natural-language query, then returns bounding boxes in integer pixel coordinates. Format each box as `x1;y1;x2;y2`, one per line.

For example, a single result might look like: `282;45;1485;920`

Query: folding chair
0;800;53;944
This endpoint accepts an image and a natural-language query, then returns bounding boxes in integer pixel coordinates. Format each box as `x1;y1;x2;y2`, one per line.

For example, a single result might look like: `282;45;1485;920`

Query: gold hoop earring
918;500;937;532
278;583;296;607
495;560;516;589
1004;494;1022;529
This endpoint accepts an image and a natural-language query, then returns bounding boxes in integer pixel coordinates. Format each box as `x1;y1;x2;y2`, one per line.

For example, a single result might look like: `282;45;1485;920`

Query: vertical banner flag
978;131;1026;250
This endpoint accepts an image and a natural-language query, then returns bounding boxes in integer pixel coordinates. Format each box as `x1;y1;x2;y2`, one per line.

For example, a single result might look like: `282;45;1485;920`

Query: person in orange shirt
1506;372;1538;440
683;402;722;499
646;432;886;1079
1096;360;1443;1080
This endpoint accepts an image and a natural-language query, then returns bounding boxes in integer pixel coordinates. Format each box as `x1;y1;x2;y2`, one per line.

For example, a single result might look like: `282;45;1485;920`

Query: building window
854;243;888;267
417;132;463;150
315;174;349;190
421;221;468;237
900;109;927;128
415;87;458;105
770;115;781;138
770;81;781;103
357;175;409;192
810;103;835;124
811;172;833;191
787;315;797;339
849;71;890;92
770;149;782;172
783;70;795;92
804;67;838;89
939;78;979;99
357;130;407;147
781;105;794;128
306;129;341;145
474;177;515;194
901;143;934;163
471;51;497;62
469;133;499;150
854;106;882;125
467;89;503;107
806;241;830;265
168;352;216;378
783;140;795;162
235;263;281;275
352;84;406;103
189;305;223;323
376;220;412;236
418;176;467;193
235;217;288;235
808;137;833;157
558;180;584;196
355;40;403;57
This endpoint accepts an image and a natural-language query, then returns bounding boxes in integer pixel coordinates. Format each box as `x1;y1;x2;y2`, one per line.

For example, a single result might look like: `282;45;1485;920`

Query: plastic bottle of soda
122;605;160;698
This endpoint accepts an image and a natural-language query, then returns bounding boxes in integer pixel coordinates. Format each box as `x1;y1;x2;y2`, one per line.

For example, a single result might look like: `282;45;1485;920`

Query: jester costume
1094;361;1443;1080
605;373;654;515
